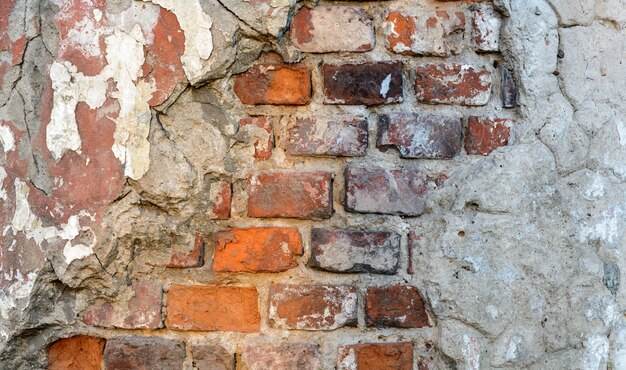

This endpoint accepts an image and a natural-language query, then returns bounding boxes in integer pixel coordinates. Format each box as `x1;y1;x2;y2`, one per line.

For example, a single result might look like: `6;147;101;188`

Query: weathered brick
83;282;162;329
383;10;465;56
291;6;374;53
414;64;492;106
377;113;463;159
234;63;311;105
190;345;234;370
268;284;357;330
309;229;400;274
208;180;231;220
103;337;185;370
501;67;517;108
338;342;414;370
247;172;332;219
240;117;273;161
167;232;204;268
323;62;403;105
167;284;260;332
465;116;513;155
287;117;368;157
472;4;501;52
365;285;429;328
212;227;303;272
345;165;427;216
242;344;322;370
48;336;105;370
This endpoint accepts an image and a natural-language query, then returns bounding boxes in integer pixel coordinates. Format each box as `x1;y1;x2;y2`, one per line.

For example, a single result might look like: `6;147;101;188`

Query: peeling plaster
0;125;15;153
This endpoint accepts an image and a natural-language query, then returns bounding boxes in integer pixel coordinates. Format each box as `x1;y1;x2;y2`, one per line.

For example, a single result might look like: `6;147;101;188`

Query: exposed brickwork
240;117;274;161
287;117;368;157
234;63;311;105
167;232;204;268
338;342;414;370
323;62;403;105
48;336;105;370
208;180;232;220
465;116;513;155
415;63;492;105
103;337;185;370
366;285;430;328
242;344;322;370
190;345;234;370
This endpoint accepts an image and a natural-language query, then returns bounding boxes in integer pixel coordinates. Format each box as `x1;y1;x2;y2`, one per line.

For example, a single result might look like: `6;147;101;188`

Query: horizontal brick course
234;63;311;105
287;117;368;157
415;63;492;106
323;62;403;105
103;337;185;370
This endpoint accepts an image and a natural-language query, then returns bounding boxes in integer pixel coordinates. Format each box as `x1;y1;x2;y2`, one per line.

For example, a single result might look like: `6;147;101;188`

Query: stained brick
365;285;429;328
167;284;260;332
212;227;303;272
383;10;465;56
208;180;231;220
323;62;403;105
268;284;357;330
240;117;273;161
465;116;513;155
287;117;368;157
377;113;463;159
338;342;414;370
103;337;185;370
291;6;374;53
234;63;311;105
501;67;517;108
242;344;322;370
48;336;105;370
309;229;400;274
190;345;234;370
472;4;501;52
345;165;427;216
167;232;204;268
247;172;332;219
414;64;492;106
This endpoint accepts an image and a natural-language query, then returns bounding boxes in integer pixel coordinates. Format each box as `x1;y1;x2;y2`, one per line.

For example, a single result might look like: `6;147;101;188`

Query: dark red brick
323;62;403;105
338;342;414;370
242;344;322;370
365;285;430;328
415;63;492;106
234;63;311;105
465;116;513;155
103;337;185;370
48;336;105;370
287;117;368;157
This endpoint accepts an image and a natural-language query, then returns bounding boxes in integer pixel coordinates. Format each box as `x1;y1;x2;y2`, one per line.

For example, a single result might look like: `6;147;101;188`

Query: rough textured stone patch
247;172;332;219
167;284;260;332
212;227;303;272
269;284;358;330
287;117;368;157
309;229;400;274
291;6;374;53
167;232;204;268
415;64;492;105
190;345;234;370
366;285;429;328
337;342;414;370
242;343;322;370
240;117;274;161
377;113;463;159
234;63;311;105
472;4;501;52
345;166;427;216
208;180;232;220
48;336;105;370
103;337;185;370
465;116;513;155
323;62;403;105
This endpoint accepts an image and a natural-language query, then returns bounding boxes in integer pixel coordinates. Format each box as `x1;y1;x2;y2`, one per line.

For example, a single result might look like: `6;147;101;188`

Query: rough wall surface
0;0;625;369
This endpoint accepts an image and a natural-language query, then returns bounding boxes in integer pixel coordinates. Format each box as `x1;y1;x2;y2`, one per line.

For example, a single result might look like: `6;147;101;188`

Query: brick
48;336;105;370
291;6;374;53
472;4;501;52
338;342;414;370
501;67;517;108
414;64;492;106
345;165;427;216
190;345;234;370
383;10;465;56
365;285;429;328
208;180;231;220
309;229;400;274
287;117;368;157
323;62;403;105
167;284;260;332
242;344;322;370
212;227;303;272
167;232;204;268
377;113;463;159
234;63;311;105
247;172;332;219
83;282;162;329
465;116;513;155
240;117;273;161
103;337;185;370
268;284;357;330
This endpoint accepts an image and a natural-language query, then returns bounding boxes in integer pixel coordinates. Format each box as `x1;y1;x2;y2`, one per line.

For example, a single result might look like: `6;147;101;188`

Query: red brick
190;345;234;370
208;180;231;220
167;284;260;332
309;229;400;274
465;116;513;155
212;227;303;272
377;113;462;159
103;337;185;370
48;336;105;370
472;4;501;52
291;6;374;53
83;282;162;330
247;172;332;219
167;232;204;268
415;64;492;106
268;284;357;330
323;62;403;105
242;343;322;370
383;10;465;56
287;117;368;157
345;165;427;216
234;63;311;105
365;285;429;328
338;342;414;370
239;117;274;160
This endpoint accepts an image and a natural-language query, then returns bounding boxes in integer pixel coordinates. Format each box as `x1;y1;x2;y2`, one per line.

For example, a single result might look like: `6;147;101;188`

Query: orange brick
234;63;311;105
48;336;105;370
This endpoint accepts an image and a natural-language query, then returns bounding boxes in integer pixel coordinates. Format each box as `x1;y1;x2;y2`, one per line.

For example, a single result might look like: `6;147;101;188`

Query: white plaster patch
380;74;391;98
582;335;609;370
0;167;7;201
616;120;626;146
0;125;15;153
